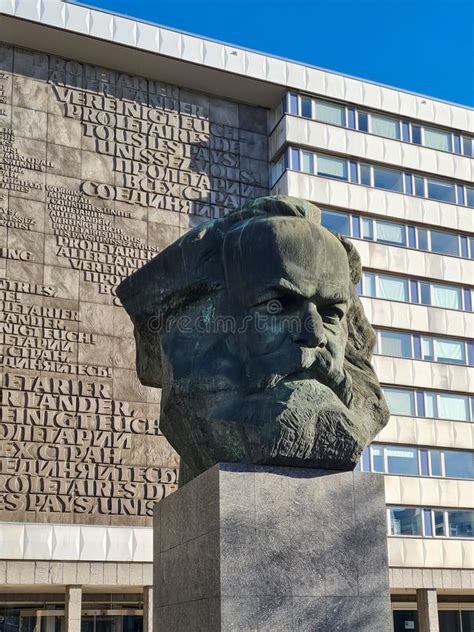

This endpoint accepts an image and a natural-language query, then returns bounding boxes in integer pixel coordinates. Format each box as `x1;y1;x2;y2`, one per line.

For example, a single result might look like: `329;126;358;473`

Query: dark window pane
420;449;429;476
453;134;462;154
420;282;430;305
463;137;473;156
463;289;472;312
401;122;410;142
362;218;373;240
430;450;442;476
360;164;371;185
412;125;422;144
404;173;413;195
408;226;416;248
301;97;312;118
456;184;465;205
417;229;428;251
414;176;425;197
393;611;417;632
358;111;368;132
371;446;384;472
444;451;474;479
349;160;358;182
347;108;356;129
461;611;474;632
427;178;455;203
386;447;418;475
289;93;298;115
434;510;445;536
423;508;433;536
466;187;474;208
413;335;422;359
389;507;422;535
430;231;459;256
447;511;473;537
439;612;461;632
410;279;419;303
351;215;361;238
374;167;403;192
460;236;468;258
321;210;350;236
468;342;474;366
290;147;300;170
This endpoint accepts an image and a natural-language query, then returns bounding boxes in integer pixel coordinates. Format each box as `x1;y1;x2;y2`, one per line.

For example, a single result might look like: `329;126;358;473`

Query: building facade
0;1;472;631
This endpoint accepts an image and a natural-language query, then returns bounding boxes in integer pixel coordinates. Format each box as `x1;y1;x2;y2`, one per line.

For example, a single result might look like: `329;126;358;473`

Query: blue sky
71;0;474;107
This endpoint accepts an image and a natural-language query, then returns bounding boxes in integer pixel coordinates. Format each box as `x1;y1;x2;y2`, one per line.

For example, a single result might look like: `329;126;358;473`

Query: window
321;210;350;235
439;612;462;632
463;137;473;157
316;154;347;180
359;163;371;186
412;125;422;144
375;219;406;245
371;446;384;472
430;451;442;476
430;283;461;309
466;187;474;208
373;166;403;192
314;100;345;126
378;331;411;358
301;97;312;118
432;337;465;364
371;114;400;140
357;111;368;132
414;176;425;197
301;151;314;174
423;126;452;151
376;274;409;301
430;230;459;256
447;510;474;538
434;510;445;536
386;447;418;475
383;388;415;417
436;393;469;421
444;451;474;479
289;93;298;115
388;507;422;536
427;178;456;203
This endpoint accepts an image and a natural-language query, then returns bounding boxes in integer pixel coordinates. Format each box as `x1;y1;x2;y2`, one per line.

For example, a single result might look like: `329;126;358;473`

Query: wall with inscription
0;43;269;526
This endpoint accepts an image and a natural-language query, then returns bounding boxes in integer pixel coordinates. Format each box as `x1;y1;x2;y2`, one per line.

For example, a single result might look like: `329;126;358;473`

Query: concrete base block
153;464;393;631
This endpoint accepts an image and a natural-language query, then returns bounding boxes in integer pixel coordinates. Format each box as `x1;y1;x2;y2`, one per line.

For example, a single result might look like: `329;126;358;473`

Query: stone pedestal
153;464;393;632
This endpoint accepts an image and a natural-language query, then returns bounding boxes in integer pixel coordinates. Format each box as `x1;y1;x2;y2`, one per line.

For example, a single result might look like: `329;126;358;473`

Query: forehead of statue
224;217;350;305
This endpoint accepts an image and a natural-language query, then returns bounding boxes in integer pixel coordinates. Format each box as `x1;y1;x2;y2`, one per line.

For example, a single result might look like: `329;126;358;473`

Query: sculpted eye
319;305;344;322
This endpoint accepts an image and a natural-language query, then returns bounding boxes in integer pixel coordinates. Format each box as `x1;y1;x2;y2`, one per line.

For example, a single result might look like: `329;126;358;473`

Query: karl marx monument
117;196;393;631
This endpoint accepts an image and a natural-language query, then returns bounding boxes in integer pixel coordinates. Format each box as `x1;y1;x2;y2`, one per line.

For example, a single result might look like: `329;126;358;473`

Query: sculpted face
222;217;350;400
117;197;389;485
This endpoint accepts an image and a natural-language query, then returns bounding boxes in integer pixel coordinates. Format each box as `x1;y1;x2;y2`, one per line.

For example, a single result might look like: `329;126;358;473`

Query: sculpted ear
133;318;163;388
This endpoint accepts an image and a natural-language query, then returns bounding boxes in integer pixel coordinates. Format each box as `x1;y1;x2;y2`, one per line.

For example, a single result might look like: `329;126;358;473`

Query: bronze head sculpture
117;196;389;485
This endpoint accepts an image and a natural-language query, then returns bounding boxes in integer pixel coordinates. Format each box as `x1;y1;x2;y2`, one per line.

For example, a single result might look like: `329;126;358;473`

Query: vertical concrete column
143;586;153;632
417;589;439;632
65;586;82;632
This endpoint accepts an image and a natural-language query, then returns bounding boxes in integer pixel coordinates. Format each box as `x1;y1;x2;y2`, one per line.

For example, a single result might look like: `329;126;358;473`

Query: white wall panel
282;171;473;233
373;357;474;393
360;297;474;339
384;476;473;509
0;523;154;562
376;417;474;451
354;239;473;285
271;117;474;182
387;537;473;569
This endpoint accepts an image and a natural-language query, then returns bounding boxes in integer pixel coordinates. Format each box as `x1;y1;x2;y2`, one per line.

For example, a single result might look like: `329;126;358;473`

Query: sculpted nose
295;302;327;349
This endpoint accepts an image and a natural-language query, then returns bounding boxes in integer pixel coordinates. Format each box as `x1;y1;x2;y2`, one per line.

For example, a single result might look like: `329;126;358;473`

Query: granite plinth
153;464;393;632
